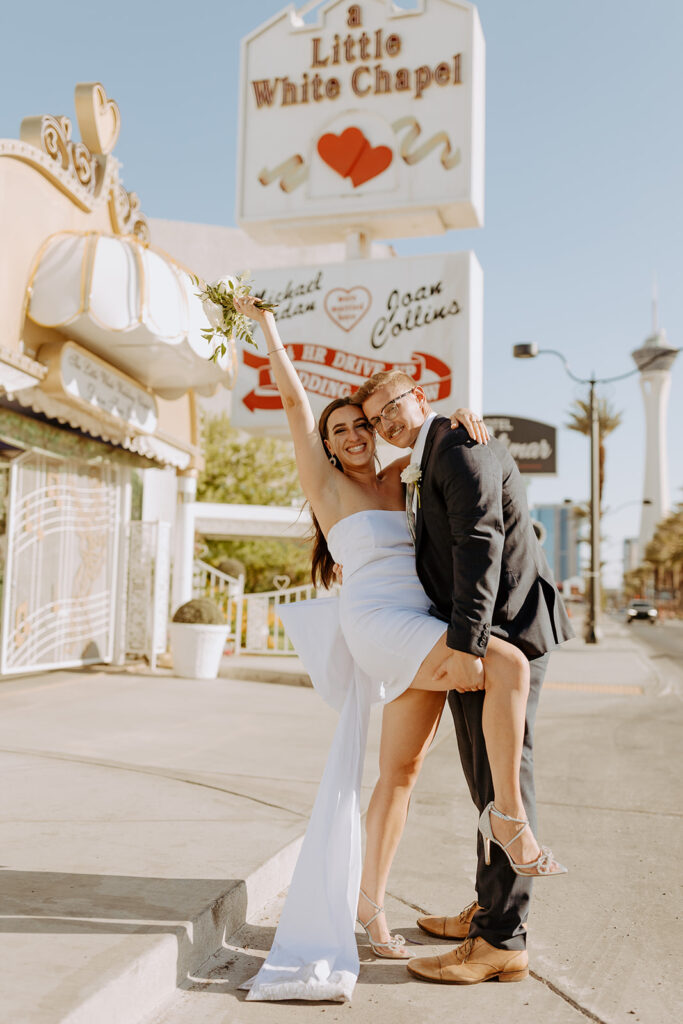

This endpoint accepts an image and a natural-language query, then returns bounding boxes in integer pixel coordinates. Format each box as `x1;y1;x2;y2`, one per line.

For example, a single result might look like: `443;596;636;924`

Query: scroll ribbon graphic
391;116;461;170
257;154;307;193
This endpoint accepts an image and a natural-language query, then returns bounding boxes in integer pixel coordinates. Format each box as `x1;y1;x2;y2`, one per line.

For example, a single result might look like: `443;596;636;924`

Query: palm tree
643;501;683;613
566;397;622;505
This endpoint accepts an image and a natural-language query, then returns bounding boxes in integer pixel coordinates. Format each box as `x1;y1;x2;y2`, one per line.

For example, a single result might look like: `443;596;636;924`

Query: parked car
626;599;658;624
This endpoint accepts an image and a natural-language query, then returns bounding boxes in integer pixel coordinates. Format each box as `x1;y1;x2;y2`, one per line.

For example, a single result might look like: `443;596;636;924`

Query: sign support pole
345;230;371;261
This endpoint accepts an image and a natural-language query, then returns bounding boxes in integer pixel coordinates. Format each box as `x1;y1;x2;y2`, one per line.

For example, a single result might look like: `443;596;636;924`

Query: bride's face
324;406;376;470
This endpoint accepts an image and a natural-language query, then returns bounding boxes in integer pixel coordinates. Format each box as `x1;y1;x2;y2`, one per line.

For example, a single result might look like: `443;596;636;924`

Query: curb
60;836;305;1024
220;664;312;688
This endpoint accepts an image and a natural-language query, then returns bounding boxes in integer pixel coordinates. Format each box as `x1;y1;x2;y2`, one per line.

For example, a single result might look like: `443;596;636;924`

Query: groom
356;371;573;984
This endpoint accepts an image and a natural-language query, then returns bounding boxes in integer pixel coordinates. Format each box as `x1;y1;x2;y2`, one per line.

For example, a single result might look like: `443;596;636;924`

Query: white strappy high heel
479;802;568;877
356;888;410;959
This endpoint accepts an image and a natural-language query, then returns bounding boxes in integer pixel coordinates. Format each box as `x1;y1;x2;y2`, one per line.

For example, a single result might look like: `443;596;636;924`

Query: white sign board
231;251;483;434
238;0;485;244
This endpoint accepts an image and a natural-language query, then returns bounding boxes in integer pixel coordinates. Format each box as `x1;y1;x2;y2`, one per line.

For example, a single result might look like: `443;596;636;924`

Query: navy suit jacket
415;417;574;659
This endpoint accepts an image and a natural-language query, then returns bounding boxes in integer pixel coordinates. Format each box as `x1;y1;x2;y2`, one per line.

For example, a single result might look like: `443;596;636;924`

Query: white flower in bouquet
202;295;226;331
190;271;278;361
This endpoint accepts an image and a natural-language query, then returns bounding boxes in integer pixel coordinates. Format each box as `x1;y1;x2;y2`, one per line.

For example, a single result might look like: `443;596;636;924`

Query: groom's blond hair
353;369;418;405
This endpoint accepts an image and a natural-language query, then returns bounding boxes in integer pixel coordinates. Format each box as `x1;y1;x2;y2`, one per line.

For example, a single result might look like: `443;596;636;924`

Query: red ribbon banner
241;345;451;412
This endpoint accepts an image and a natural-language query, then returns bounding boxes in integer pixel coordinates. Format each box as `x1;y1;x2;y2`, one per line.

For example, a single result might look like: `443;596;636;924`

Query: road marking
545;682;643;695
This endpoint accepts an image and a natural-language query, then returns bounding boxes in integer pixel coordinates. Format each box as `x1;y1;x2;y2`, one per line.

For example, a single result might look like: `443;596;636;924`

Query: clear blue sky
2;0;681;585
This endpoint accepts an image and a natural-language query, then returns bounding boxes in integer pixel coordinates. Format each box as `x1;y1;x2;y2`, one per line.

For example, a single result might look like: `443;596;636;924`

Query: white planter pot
169;622;229;680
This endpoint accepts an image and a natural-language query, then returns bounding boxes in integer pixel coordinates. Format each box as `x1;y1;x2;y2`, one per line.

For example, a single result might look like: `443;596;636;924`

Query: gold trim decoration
0;136;116;212
74;83;120;155
20;114;100;198
1;82;149;240
109;184;150;244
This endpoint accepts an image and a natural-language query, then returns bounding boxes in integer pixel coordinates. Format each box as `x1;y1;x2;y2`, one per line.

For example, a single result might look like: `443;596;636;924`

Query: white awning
27;232;235;400
194;501;312;539
11;386;194;469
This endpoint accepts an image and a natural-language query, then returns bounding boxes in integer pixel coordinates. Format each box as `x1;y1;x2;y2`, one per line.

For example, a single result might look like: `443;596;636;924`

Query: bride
235;295;565;1003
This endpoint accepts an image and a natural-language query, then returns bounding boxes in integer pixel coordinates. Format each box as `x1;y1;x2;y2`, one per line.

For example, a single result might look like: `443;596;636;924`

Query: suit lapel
415;417;445;552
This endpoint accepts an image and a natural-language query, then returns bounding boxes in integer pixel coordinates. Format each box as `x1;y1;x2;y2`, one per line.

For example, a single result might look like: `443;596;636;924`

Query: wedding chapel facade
0;83;235;675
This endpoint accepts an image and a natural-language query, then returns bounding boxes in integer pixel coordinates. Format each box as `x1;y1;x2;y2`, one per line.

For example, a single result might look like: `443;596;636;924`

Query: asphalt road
618;616;683;682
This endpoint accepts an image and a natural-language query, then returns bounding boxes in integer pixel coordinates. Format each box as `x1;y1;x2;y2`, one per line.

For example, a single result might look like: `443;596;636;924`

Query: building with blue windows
530;502;581;584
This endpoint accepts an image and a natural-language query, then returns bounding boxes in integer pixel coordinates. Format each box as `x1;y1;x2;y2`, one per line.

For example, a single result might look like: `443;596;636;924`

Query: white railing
238;581;318;655
193;563;327;655
192;560;245;646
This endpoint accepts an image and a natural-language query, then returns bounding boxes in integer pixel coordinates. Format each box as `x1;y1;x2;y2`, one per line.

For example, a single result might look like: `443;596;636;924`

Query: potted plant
169;598;228;680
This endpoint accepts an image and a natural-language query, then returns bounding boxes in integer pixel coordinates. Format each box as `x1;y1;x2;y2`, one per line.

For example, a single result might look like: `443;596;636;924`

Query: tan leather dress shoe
407;936;529;985
416;899;481;940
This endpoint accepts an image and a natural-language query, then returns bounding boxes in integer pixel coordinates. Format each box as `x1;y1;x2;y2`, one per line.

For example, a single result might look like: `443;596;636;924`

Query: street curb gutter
57;836;305;1024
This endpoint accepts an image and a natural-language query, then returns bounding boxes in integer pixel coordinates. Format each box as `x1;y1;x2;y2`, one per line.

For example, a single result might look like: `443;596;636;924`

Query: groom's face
361;383;428;448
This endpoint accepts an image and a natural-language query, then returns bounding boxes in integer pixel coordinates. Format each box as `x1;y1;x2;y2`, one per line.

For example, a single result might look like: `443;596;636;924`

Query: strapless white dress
243;511;446;1003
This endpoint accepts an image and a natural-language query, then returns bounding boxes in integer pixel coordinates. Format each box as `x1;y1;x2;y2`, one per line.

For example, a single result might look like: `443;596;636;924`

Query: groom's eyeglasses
367;389;415;430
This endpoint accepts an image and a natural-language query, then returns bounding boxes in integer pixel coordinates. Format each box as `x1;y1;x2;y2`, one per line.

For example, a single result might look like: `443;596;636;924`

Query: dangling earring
329;454;339;468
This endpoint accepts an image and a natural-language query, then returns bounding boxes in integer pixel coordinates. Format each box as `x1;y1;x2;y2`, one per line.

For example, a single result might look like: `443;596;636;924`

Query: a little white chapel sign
237;0;485;243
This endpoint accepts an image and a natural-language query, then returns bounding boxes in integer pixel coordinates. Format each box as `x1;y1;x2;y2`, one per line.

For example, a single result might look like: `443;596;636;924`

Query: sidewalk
0;617;679;1024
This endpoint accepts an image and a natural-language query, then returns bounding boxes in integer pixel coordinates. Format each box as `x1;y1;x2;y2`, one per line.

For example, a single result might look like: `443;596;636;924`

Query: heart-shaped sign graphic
324;287;372;332
317;126;393;188
75;82;121;155
349;143;393;187
273;575;291;591
317;127;368;179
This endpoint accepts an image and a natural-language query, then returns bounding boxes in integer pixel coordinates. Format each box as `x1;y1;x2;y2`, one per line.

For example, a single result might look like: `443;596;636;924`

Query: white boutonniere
400;465;422;485
400;464;422;506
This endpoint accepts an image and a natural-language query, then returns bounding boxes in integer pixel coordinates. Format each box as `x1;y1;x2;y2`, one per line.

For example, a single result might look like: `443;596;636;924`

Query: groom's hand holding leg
434;650;485;692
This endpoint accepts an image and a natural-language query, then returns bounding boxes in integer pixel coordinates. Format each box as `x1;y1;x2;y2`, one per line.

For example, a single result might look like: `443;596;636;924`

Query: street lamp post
512;342;673;644
587;381;600;642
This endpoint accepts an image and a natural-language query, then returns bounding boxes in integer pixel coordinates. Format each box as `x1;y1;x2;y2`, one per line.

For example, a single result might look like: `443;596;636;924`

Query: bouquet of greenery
190;271;277;361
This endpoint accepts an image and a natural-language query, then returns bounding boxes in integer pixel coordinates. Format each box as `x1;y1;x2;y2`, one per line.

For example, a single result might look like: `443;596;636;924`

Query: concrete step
219;653;311;687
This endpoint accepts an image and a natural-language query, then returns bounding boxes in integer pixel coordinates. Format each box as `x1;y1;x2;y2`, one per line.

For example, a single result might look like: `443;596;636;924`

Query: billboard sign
230;251;483;435
483;415;557;475
237;0;485;244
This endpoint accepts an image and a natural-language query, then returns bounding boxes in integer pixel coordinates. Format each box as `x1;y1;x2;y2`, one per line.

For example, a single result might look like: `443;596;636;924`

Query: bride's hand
450;408;489;444
233;293;274;327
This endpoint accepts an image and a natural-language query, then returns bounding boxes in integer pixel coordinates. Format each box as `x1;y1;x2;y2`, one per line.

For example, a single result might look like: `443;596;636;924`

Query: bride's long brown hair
310;396;366;589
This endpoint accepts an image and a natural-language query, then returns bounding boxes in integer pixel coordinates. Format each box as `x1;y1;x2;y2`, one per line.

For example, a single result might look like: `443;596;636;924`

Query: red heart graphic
317;127;367;179
349;143;393;188
317;126;393;187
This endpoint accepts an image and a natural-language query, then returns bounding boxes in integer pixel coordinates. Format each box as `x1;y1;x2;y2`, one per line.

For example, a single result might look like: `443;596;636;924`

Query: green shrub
216;557;246;579
172;598;225;625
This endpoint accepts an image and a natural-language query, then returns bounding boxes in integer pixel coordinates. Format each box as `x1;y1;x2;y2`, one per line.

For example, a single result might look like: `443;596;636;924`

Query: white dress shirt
409;412;436;515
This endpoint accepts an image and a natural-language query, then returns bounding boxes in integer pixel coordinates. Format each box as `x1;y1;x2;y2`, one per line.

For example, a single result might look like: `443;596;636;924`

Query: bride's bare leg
358;688;445;952
476;637;542;863
410;633;545;866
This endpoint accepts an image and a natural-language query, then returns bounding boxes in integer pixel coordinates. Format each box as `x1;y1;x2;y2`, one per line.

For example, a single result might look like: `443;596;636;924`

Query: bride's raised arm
233;295;337;504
